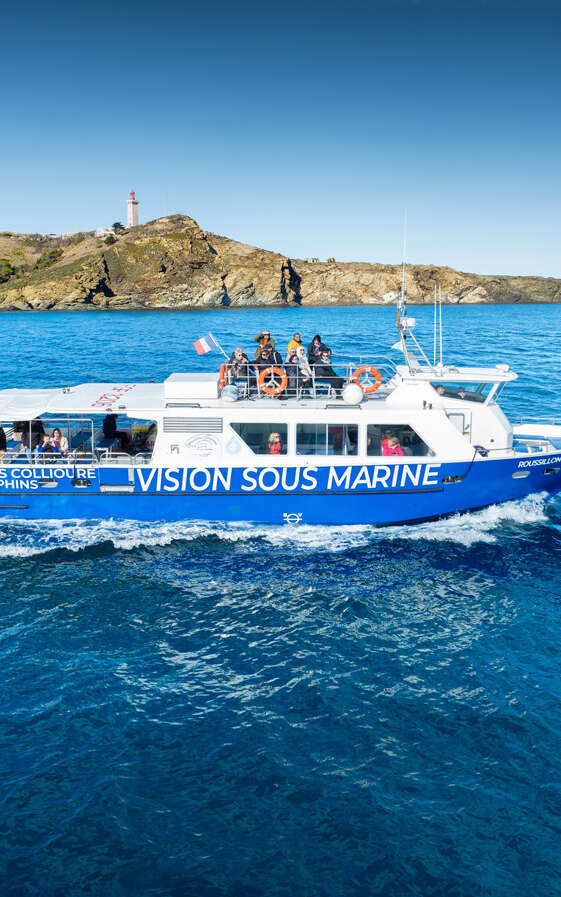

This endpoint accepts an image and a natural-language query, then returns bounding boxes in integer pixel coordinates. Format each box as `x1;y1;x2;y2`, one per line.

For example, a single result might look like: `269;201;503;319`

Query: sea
1;304;561;897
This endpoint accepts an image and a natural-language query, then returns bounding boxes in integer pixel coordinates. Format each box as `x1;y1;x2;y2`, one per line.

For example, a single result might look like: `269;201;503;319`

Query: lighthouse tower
127;189;139;228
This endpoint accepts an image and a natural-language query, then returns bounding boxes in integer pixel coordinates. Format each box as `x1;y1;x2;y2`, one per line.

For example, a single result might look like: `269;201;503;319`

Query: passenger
51;428;69;454
457;387;467;400
103;414;131;452
383;436;404;457
285;350;300;395
286;332;303;358
381;428;394;454
268;432;283;455
312;349;345;396
295;346;313;394
36;433;60;462
307;334;323;364
228;347;250;381
253;330;275;358
435;385;445;395
0;425;6;462
20;419;45;461
256;343;283;369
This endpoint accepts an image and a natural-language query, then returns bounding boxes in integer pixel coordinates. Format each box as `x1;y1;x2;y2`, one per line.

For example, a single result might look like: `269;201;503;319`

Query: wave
0;493;555;559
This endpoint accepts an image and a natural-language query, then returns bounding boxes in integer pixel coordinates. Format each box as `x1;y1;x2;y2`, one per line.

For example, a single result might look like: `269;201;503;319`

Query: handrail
223;357;396;400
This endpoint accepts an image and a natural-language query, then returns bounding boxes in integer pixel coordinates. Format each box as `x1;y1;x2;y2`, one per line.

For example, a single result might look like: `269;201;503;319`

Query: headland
1;214;559;310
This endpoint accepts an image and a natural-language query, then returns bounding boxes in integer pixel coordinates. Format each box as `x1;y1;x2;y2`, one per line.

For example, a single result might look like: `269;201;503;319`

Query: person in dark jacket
307;334;323;364
0;425;6;461
103;414;131;452
228;347;251;381
286;350;311;395
312;348;345;395
256;344;283;369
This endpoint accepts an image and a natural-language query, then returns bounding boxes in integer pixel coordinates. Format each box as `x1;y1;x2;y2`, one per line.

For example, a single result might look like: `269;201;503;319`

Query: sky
2;0;560;277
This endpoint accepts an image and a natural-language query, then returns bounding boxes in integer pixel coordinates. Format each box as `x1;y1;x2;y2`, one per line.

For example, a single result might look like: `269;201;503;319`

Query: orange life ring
258;365;288;396
352;365;383;394
218;363;228;391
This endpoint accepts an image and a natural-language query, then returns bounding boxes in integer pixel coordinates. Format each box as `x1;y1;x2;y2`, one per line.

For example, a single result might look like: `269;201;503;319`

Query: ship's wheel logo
283;512;303;525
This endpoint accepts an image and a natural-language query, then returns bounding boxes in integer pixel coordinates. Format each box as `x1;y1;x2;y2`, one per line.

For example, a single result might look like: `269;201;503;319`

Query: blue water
1;305;561;896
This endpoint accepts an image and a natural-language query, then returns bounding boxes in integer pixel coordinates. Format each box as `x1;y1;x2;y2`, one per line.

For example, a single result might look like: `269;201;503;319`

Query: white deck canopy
0;382;165;419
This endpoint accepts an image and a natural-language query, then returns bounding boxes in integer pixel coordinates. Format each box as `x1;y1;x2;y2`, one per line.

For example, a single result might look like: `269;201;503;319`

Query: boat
0;303;560;524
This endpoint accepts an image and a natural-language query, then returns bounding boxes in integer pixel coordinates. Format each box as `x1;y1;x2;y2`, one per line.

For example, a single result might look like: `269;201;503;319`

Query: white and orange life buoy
352;365;382;395
258;366;288;396
218;363;228;392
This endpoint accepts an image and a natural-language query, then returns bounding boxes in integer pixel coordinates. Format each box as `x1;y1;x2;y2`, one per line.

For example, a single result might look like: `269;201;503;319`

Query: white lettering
327;467;352;490
213;468;232;491
20;468;32;479
301;467;318;490
400;465;421;487
53;469;65;479
371;465;391;488
351;466;372;490
163;468;180;492
181;467;189;490
189;468;211;491
136;468;158;492
258;468;280;492
281;468;301;491
422;464;441;486
241;468;258;491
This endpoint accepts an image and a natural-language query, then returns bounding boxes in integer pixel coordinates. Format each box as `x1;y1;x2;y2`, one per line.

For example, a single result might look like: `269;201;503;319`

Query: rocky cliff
1;214;559;310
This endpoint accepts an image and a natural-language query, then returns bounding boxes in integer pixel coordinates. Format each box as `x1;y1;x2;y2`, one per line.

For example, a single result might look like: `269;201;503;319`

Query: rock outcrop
0;214;559;310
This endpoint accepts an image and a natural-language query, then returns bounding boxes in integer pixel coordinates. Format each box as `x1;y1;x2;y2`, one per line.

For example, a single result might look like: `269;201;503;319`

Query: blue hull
0;455;560;524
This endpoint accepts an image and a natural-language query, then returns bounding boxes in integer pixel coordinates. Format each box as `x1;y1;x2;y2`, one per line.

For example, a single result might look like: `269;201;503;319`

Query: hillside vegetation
0;215;559;310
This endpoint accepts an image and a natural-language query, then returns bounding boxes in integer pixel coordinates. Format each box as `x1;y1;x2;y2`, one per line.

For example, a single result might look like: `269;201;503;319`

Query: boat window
431;382;492;402
296;424;358;455
230;422;287;455
366;424;431;457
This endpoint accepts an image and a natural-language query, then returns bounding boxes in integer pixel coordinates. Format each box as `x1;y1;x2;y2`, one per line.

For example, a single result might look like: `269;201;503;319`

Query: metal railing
223;356;398;400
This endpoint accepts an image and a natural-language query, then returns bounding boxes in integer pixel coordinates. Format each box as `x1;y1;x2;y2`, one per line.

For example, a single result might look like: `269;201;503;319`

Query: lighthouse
127;189;139;228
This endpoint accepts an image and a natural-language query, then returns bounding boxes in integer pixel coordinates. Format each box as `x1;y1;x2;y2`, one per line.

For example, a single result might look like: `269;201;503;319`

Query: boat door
446;411;472;441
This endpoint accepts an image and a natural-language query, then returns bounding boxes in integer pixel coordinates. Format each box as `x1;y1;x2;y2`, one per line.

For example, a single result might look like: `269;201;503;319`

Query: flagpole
209;332;229;360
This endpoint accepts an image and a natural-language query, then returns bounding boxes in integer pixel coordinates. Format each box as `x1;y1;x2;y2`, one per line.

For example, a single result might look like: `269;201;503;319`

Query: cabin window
230;422;287;455
366;424;430;457
296;424;358;455
431;382;493;402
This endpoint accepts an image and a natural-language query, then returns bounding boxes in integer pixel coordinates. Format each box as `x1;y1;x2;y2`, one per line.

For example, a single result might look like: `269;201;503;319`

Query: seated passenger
103;414;131;452
307;334;323;364
435;385;445;396
286;332;304;358
296;346;313;393
383;436;404;456
253;330;275;358
256;344;283;369
36;433;60;461
0;426;6;462
51;428;69;454
381;428;395;454
268;432;283;455
285;351;300;395
457;387;467;400
312;349;345;395
228;347;250;381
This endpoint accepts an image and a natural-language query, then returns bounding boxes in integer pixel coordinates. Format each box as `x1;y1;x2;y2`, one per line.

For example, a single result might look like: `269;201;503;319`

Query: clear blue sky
2;0;560;276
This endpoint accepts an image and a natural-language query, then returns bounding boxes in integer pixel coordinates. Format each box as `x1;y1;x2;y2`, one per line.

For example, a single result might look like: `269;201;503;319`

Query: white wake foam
0;493;554;558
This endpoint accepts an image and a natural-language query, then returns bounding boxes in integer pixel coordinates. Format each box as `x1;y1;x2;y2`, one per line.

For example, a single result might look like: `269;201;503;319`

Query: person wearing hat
254;329;275;358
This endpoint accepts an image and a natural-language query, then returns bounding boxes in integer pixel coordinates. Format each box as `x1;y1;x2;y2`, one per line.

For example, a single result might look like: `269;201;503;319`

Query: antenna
439;286;443;365
396;208;407;332
433;284;437;366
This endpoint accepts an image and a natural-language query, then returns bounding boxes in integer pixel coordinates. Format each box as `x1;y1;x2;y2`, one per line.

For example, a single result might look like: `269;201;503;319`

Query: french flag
193;332;219;355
